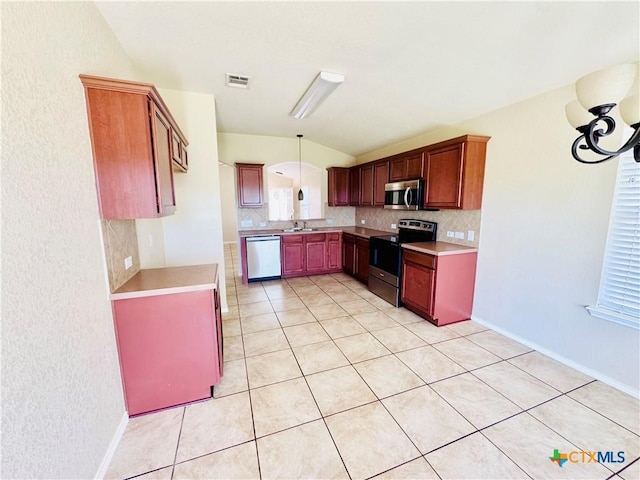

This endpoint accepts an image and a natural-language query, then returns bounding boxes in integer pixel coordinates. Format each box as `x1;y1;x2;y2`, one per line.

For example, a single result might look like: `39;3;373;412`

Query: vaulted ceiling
96;1;639;156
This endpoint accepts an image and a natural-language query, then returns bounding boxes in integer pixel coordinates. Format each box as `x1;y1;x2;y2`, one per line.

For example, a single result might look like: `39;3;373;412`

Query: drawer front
327;232;342;242
306;233;326;243
355;237;369;248
281;234;304;244
403;249;436;269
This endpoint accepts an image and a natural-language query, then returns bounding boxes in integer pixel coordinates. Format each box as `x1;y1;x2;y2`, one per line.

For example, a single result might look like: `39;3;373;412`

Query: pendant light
297;134;304;201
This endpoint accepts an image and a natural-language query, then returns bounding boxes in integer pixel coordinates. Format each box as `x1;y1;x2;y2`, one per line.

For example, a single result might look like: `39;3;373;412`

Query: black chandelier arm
572;117;640;163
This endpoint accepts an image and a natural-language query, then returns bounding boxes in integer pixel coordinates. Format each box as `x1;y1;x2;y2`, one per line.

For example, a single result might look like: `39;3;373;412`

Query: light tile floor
106;244;640;480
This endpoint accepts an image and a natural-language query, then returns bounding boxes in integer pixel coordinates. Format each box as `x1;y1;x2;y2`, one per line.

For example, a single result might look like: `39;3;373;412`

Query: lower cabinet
401;248;477;326
113;288;223;416
281;232;342;278
342;233;370;284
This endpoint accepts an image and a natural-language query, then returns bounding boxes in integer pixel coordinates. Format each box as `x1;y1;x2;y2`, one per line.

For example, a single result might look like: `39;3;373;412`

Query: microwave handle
404;187;412;208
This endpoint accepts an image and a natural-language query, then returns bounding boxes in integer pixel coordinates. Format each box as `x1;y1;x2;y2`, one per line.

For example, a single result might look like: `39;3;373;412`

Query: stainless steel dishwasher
246;235;282;282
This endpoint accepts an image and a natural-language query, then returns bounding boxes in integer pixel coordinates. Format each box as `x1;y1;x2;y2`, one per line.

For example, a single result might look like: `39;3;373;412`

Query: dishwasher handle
246;235;280;242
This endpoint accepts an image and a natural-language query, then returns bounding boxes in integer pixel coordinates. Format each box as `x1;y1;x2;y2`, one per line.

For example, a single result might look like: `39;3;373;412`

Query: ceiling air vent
225;73;251;89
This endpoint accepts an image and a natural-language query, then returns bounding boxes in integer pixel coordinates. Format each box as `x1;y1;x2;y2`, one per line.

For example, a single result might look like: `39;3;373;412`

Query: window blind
588;149;640;328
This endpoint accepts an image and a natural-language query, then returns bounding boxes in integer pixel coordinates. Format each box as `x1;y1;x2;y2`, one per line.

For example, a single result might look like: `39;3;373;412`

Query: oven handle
404;187;412;208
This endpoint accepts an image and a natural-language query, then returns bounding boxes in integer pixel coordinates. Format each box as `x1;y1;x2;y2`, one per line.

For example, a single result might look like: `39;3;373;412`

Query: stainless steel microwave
384;179;424;210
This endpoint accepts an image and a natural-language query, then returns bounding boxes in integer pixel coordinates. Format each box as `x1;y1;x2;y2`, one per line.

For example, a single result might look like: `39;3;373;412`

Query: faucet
303;221;308;229
293;221;299;229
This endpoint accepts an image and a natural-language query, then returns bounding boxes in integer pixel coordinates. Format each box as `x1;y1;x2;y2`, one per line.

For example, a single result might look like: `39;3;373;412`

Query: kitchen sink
302;228;316;231
281;228;301;233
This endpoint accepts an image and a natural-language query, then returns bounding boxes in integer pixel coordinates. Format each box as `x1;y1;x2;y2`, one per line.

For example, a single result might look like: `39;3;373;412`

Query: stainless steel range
368;219;437;307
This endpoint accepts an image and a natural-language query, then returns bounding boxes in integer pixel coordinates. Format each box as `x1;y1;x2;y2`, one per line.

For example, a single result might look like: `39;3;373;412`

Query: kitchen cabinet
342;233;356;276
327;233;342;270
401;247;477;326
360;164;374;206
280;232;342;279
374;160;389;206
423;135;490;210
355;237;370;284
342;233;369;284
327;167;350;206
349;165;361;206
281;235;306;276
80;75;188;219
389;150;425;182
305;233;328;273
235;163;264;208
110;265;222;416
171;130;188;173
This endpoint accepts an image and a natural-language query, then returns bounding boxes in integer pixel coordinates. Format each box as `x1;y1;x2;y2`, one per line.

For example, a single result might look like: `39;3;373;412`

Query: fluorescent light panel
290;71;345;119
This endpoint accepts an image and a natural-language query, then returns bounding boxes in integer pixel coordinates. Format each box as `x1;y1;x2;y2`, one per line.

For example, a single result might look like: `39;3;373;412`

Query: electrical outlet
391;223;397;229
455;231;464;239
124;256;133;270
326;218;333;225
259;222;266;227
467;230;475;241
447;231;455;238
240;220;253;228
361;219;366;225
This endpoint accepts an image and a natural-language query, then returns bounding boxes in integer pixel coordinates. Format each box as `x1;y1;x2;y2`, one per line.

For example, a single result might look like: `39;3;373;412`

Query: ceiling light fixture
565;63;639;164
297;134;304;201
290;71;345;119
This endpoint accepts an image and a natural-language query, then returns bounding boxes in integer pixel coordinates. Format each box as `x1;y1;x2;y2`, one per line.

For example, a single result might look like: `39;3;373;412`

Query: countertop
110;264;219;300
238;225;389;239
402;241;478;256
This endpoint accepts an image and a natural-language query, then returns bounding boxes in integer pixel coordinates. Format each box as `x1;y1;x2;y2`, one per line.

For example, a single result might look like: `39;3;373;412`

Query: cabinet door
213;287;224;377
354;238;370;284
424;144;463;208
327;233;342;270
306;235;328;273
151;104;177;216
328;168;350;207
401;259;435;318
281;236;305;276
342;235;355;275
236;163;264;207
406;152;425;179
373;161;388;206
349;166;361;206
361;164;374;206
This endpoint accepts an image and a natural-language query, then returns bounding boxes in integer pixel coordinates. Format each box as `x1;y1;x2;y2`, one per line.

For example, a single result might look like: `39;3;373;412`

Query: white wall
358;86;640;396
135;89;228;309
1;2;137;477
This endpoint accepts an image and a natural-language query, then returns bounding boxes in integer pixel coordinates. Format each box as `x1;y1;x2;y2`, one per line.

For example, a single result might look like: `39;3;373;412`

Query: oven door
369;237;401;279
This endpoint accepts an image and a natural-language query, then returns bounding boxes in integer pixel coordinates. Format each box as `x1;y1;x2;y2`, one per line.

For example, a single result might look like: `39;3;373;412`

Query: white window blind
587;149;640;328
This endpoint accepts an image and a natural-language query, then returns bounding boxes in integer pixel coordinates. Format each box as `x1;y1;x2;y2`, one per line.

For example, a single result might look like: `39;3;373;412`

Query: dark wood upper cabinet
80;74;187;219
389;150;425;182
423;135;489;210
360;164;374;206
235;163;264;208
349;165;361;206
327;167;350;206
373;160;389;206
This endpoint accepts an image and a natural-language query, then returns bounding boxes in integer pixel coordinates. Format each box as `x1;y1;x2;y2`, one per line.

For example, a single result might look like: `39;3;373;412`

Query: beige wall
358;86;639;395
217;133;356;235
219;164;239;243
1;2;138;477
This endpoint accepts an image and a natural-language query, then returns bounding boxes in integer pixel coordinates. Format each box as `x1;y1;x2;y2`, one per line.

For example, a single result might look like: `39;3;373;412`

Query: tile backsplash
237;204;356;231
101;219;140;291
355;207;481;247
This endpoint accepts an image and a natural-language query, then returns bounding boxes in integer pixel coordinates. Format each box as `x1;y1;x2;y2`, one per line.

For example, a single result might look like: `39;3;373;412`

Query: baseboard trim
472;315;640;399
94;412;128;479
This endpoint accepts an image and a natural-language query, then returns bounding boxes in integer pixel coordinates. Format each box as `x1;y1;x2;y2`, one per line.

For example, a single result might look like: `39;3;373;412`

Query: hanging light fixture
297;134;304;201
565;63;640;164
